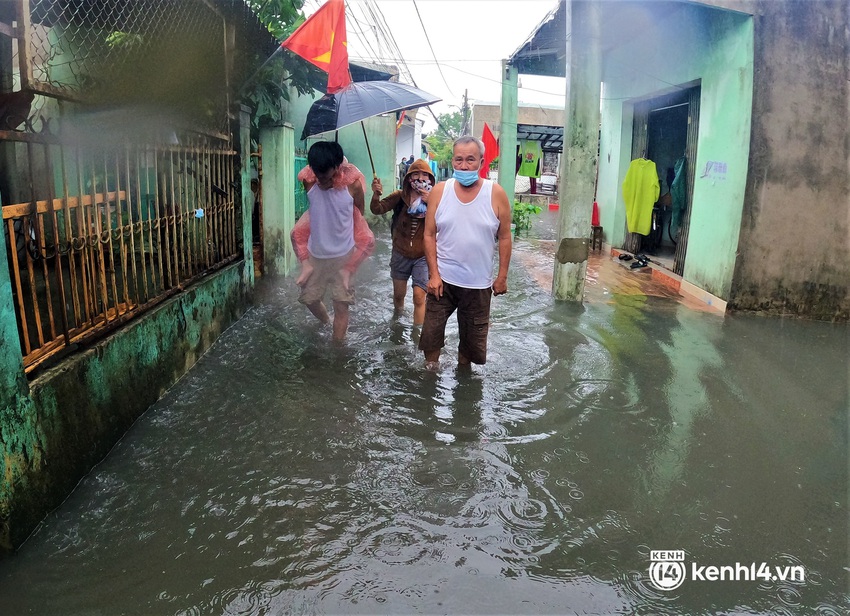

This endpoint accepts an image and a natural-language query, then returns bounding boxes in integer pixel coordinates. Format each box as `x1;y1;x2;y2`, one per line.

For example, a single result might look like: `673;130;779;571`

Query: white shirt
306;185;355;259
434;179;500;289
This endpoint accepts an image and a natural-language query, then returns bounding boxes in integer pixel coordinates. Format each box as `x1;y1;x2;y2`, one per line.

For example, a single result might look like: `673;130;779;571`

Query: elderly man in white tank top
418;136;513;367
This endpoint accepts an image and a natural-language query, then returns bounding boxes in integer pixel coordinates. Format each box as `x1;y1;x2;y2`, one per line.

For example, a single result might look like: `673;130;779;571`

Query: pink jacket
291;160;374;272
290;207;375;273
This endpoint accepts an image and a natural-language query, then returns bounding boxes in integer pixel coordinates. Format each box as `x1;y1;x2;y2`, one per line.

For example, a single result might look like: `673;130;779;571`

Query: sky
299;0;567;134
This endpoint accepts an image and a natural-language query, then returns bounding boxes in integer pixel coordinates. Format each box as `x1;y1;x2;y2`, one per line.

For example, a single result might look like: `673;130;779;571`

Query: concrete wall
729;0;849;319
260;124;297;276
0;261;251;551
0;109;256;553
596;1;753;299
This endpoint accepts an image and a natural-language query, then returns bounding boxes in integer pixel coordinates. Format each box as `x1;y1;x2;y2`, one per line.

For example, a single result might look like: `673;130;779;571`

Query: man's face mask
452;169;479;186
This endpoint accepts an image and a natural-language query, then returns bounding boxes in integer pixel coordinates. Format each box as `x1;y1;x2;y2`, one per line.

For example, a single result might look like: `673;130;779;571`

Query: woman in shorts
369;158;435;326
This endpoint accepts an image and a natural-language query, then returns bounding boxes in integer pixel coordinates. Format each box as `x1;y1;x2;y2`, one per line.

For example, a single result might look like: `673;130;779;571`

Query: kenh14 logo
649;550;686;590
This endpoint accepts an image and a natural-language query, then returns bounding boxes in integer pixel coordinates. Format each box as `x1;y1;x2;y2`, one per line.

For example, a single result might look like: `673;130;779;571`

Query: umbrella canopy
301;80;441;139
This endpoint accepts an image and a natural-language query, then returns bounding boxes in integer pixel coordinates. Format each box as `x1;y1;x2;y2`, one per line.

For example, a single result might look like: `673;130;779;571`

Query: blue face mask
452;169;480;187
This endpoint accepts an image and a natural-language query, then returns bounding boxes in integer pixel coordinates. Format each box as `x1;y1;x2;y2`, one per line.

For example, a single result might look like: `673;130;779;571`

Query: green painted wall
0;109;258;552
0;222;33;551
240;105;255;288
498;61;518;206
0;261;250;552
260;124;297;276
596;2;753;299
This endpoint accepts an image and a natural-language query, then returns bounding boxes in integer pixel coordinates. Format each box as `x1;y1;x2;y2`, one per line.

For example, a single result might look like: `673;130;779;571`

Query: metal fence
0;0;282;372
7;0;232;135
2;129;239;373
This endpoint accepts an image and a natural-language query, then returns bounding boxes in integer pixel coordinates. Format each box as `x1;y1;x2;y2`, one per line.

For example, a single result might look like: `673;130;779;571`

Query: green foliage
423;110;465;168
242;0;318;131
105;31;143;49
245;0;305;41
512;201;542;235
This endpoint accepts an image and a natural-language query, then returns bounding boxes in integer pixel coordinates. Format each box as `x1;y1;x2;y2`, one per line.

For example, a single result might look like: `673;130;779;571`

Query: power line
411;0;455;97
347;12;385;68
364;0;451;134
365;0;415;84
439;63;565;98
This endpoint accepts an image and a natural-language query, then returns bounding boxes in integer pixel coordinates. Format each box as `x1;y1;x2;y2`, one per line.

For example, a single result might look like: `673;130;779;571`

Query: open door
624;84;700;276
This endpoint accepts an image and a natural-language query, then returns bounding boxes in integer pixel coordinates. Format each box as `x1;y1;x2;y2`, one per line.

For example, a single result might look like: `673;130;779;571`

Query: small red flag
480;122;500;178
281;0;351;93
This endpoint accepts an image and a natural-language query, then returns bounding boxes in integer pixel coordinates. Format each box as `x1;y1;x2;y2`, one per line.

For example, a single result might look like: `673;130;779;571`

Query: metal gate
2;131;239;372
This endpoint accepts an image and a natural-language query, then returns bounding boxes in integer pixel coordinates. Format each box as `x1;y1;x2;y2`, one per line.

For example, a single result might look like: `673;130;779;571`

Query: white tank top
435;179;500;289
306;185;355;259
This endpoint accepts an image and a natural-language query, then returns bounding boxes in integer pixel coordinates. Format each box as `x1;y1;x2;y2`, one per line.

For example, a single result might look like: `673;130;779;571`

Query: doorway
625;84;700;276
644;102;688;269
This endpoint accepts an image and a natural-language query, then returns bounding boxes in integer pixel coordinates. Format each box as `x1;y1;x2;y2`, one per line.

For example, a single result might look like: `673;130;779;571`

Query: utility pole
552;0;602;302
461;89;469;135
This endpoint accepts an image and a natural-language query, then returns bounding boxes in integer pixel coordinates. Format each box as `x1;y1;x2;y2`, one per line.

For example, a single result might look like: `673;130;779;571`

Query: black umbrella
302;80;440;139
301;80;441;175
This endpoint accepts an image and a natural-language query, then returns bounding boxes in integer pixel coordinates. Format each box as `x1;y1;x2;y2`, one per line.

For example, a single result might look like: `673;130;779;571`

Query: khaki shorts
418;282;492;364
298;252;355;305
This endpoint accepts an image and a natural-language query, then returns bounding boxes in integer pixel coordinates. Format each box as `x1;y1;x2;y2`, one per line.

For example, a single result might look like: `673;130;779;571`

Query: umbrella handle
360;121;377;178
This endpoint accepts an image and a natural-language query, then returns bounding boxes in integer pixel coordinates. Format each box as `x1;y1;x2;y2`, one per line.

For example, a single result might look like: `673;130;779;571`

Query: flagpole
238;46;284;94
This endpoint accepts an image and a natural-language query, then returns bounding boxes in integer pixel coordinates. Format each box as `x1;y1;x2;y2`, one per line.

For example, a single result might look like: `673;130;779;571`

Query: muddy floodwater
0;218;847;615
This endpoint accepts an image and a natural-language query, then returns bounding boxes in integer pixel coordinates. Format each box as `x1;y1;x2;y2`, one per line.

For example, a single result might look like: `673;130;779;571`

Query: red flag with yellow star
281;0;351;93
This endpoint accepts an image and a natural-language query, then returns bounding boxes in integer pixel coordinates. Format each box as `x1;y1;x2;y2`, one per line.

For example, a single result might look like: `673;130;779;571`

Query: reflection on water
0;238;847;615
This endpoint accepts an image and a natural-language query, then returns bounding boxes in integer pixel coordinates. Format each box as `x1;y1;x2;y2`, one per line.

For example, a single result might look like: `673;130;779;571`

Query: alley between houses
0;214;847;615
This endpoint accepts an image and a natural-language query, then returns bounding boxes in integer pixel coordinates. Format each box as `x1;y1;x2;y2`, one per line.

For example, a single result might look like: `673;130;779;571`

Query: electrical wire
411;0;455;97
362;0;451;134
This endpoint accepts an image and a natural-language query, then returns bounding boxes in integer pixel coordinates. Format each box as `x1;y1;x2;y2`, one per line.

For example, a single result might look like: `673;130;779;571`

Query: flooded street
0;214;847;615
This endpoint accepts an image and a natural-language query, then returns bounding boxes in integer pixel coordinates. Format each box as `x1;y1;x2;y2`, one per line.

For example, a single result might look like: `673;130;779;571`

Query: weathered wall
260;124;297;276
0;262;250;551
0;221;31;552
596;0;753;299
729;0;849;319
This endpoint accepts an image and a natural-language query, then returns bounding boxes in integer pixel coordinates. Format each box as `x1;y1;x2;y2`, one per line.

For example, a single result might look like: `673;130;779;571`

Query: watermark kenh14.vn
649;550;805;591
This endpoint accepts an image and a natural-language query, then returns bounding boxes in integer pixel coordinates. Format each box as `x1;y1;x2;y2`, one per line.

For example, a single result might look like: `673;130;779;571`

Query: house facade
504;0;848;319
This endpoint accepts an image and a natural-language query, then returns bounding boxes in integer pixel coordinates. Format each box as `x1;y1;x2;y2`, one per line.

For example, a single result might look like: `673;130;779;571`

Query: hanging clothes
622;158;660;235
518;140;542;178
669;156;687;238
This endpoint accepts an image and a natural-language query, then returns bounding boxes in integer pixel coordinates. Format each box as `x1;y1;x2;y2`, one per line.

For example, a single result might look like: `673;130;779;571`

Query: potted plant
512;200;542;236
